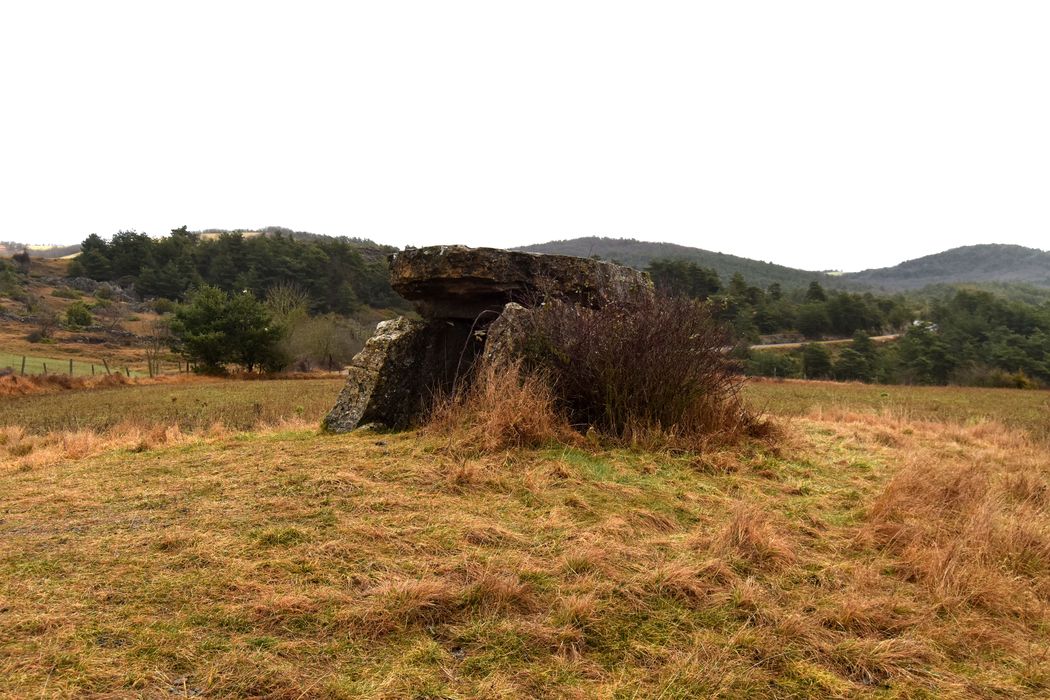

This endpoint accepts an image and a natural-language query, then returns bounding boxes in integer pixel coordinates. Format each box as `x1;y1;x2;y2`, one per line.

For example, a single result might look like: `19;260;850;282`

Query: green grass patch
0;351;139;377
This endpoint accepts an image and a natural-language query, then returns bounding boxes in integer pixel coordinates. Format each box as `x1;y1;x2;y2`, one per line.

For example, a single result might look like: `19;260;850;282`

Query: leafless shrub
265;281;310;322
280;314;366;370
515;293;771;447
143;319;171;376
93;299;127;331
29;302;60;341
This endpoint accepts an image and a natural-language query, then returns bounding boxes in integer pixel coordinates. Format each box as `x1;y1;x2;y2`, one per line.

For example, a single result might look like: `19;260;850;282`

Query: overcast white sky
1;2;1047;271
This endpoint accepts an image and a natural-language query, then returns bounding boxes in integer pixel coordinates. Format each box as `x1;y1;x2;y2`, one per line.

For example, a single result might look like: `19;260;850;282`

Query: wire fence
0;353;152;377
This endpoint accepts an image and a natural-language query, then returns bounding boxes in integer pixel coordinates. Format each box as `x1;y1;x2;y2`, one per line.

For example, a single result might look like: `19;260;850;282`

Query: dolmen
322;245;652;432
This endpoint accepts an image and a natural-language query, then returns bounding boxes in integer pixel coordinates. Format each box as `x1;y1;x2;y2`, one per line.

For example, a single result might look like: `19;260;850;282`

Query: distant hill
0;242;81;259
514;237;834;290
516;237;1050;293
11;233;1048;293
841;244;1050;290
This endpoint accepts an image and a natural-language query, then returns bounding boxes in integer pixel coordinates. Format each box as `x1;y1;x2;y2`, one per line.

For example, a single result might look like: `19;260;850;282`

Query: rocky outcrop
390;245;651;320
39;276;135;301
323;246;651;433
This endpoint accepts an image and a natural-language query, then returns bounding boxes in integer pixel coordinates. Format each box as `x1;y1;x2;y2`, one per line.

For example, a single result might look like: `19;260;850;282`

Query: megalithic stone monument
322;245;652;433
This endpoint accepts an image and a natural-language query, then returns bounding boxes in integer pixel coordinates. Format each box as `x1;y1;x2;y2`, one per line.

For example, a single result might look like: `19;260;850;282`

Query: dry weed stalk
858;419;1050;619
426;359;579;453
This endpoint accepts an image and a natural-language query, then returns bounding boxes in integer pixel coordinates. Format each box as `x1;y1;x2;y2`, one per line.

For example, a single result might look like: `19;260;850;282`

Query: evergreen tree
796;303;831;339
801;343;833;378
834;348;873;382
169;285;284;373
805;280;827;303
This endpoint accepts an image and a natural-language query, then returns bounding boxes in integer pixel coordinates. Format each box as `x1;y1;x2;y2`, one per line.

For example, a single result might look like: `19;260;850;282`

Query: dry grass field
0;376;345;434
0;378;1047;698
746;378;1050;442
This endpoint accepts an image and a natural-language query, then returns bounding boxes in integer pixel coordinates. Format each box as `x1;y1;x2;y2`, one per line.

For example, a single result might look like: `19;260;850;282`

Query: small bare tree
143;319;171;377
279;314;366;370
30;301;60;341
93;300;126;331
265;281;310;323
24;293;42;315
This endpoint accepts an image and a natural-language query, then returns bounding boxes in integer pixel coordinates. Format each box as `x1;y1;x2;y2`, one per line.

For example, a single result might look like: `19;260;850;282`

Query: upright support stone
323;317;426;432
483;302;532;368
322;316;485;432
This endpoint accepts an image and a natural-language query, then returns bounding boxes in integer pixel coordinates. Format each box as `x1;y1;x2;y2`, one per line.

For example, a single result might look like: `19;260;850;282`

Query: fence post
102;359;110;375
20;356;26;376
91;364;95;376
69;359;74;376
43;362;48;375
125;367;131;377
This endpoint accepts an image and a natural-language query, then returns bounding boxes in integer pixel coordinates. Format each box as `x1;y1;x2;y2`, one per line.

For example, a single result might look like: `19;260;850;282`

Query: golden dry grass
747;377;1050;442
0;372;200;398
426;360;581;453
1;404;1047;697
428;359;775;455
0;376;344;434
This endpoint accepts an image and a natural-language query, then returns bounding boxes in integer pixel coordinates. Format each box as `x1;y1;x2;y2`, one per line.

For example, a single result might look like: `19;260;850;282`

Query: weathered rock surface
324;245;651;433
39;276;136;302
391;245;651;320
322;316;484;432
482;302;532;368
323;318;423;432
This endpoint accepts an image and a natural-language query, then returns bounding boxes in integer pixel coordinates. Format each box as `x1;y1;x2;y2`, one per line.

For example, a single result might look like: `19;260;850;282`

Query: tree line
68;228;408;313
647;258;1050;388
748;290;1050;387
36;237;1050;385
646;258;913;340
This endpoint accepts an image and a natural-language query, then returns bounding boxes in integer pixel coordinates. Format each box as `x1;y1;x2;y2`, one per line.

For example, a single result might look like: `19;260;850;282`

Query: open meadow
0;376;345;434
0;378;1047;698
747;378;1050;442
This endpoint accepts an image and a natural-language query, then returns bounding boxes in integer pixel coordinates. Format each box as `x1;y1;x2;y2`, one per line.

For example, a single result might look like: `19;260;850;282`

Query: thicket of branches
433;294;769;451
516;294;762;443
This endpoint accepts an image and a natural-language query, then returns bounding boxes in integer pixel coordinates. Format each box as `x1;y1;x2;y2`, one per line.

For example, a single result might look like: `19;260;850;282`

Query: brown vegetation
1;387;1047;696
515;294;766;447
0;372;196;398
433;294;776;453
865;420;1049;617
426;360;580;453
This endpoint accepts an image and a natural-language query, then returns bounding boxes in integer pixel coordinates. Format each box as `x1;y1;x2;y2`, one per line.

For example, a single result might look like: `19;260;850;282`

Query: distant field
0;377;345;433
0;351;150;378
3;374;1047;442
745;378;1050;441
